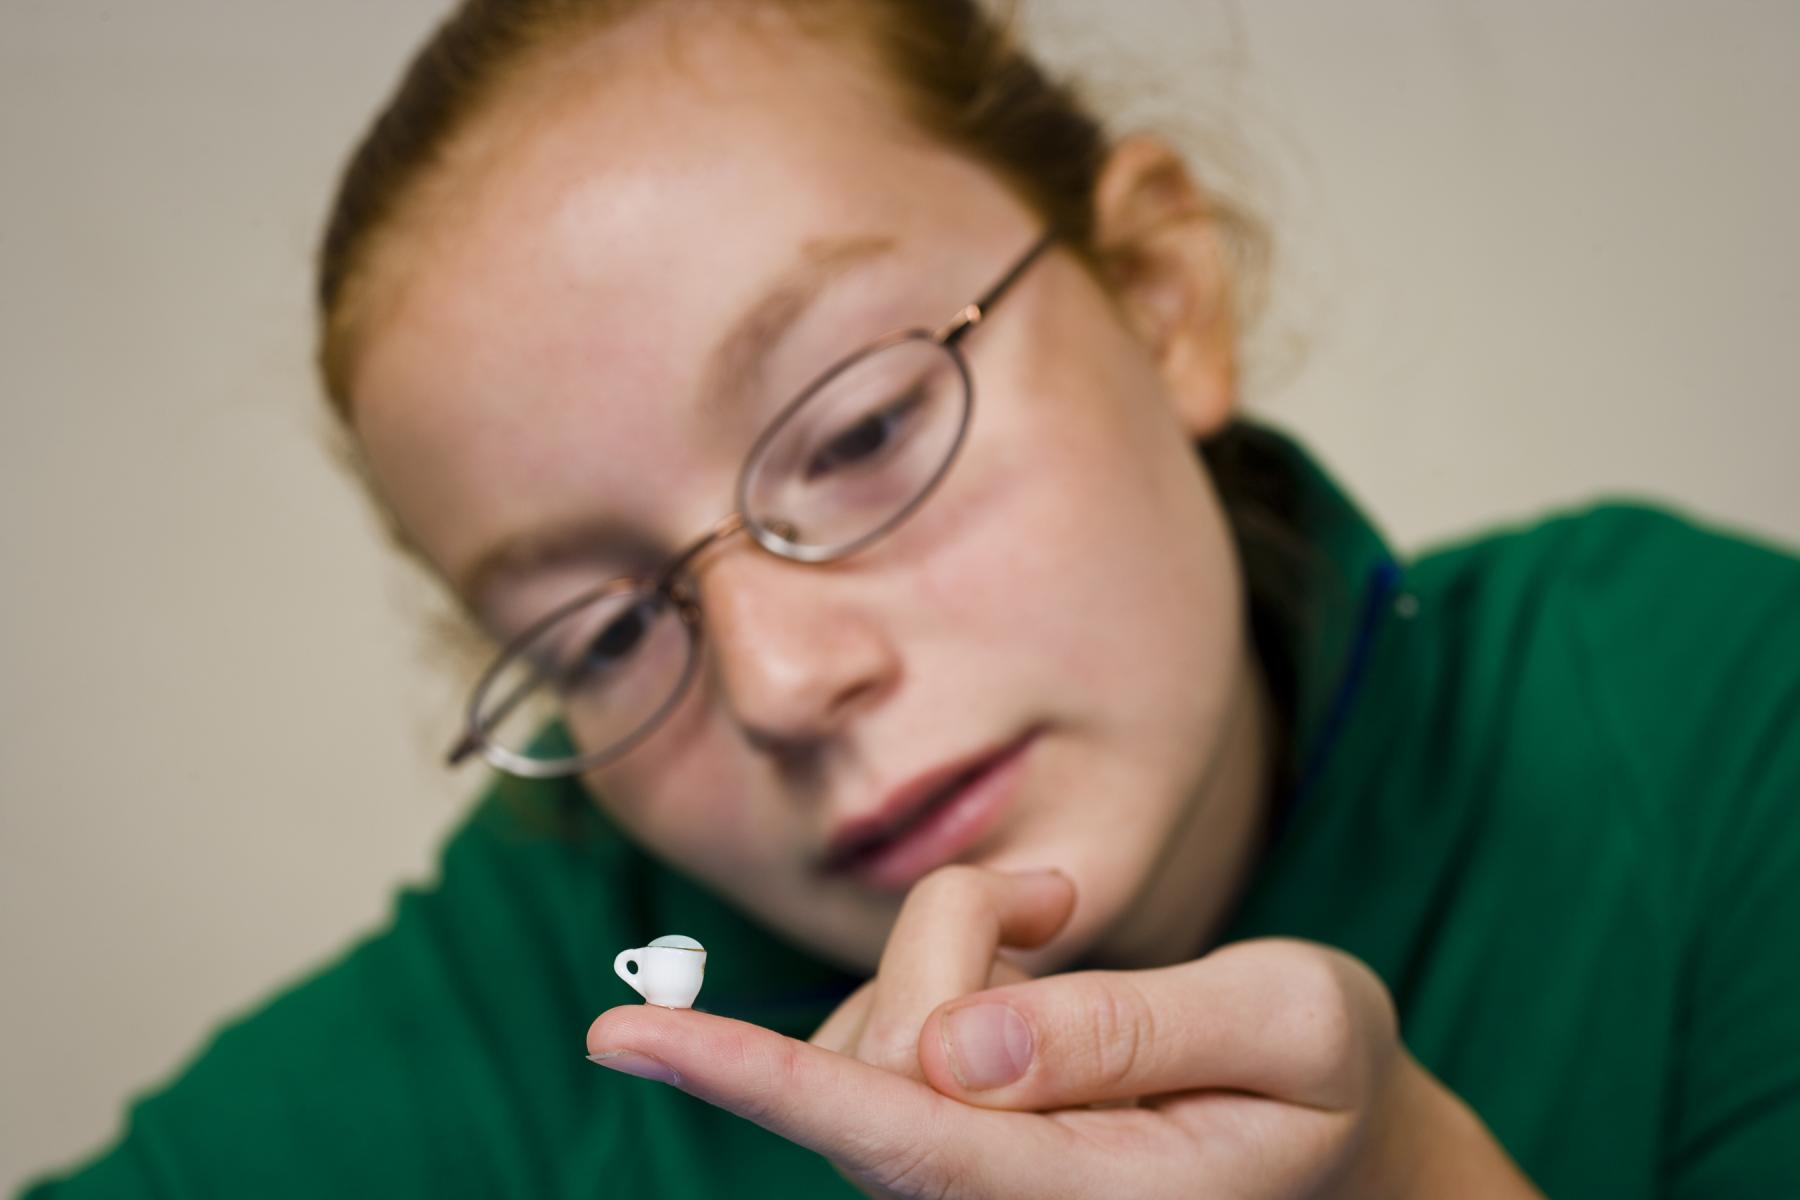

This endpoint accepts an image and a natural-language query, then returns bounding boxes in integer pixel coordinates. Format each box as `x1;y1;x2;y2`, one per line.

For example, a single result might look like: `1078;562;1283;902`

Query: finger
811;958;1033;1055
984;958;1035;988
857;866;1075;1074
808;978;874;1053
811;865;1059;1059
588;1002;1085;1198
917;938;1397;1112
811;959;1033;1067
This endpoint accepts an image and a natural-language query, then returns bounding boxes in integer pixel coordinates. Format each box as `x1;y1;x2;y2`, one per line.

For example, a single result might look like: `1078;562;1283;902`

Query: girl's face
350;11;1268;973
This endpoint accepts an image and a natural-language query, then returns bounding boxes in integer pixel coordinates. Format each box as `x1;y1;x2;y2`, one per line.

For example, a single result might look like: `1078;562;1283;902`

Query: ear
1090;134;1237;439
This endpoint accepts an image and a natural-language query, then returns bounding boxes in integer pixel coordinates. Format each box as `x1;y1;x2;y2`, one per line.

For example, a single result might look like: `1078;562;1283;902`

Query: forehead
349;10;1028;607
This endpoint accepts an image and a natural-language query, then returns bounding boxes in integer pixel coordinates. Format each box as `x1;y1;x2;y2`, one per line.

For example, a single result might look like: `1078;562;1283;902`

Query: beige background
5;0;1797;1186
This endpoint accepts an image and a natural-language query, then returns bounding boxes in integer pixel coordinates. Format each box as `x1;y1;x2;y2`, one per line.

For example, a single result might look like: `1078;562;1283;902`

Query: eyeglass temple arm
939;229;1060;348
446;730;481;767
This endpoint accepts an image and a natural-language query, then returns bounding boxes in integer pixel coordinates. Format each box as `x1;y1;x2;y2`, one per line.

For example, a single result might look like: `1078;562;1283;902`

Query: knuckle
860;1140;954;1199
1332;951;1401;1096
1204;938;1401;1107
847;1106;961;1198
857;1023;926;1079
727;1029;811;1128
1078;972;1158;1093
809;982;873;1052
908;865;993;920
1271;944;1382;1105
1287;956;1355;1055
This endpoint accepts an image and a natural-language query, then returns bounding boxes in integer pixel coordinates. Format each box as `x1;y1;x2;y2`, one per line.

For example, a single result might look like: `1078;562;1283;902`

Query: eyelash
801;387;927;481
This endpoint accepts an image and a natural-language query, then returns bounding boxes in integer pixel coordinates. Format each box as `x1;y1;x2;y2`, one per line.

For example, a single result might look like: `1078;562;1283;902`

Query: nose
691;546;899;757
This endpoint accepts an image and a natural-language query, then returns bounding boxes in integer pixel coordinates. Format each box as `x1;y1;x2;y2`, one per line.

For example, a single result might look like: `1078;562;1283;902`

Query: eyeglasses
446;229;1060;780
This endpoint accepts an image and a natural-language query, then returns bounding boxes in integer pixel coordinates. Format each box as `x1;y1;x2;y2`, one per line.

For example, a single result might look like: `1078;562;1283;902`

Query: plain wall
5;0;1796;1185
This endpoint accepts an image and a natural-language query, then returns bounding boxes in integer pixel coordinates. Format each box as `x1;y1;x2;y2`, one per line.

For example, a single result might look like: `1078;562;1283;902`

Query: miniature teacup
614;934;707;1008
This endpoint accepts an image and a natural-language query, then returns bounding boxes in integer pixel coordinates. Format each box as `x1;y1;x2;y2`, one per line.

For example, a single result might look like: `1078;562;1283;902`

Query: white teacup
614;934;707;1008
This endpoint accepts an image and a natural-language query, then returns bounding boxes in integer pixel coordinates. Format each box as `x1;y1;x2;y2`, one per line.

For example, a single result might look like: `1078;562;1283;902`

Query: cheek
577;694;785;877
909;344;1234;695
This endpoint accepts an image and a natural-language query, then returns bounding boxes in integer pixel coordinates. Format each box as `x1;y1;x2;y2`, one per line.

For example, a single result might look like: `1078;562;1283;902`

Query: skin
349;8;1541;1197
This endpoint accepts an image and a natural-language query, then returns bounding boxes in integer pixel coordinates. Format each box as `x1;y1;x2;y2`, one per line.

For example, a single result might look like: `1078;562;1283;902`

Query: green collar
1223;420;1401;786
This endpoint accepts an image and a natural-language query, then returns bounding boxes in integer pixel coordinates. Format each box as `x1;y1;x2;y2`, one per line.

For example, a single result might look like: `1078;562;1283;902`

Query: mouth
819;727;1041;891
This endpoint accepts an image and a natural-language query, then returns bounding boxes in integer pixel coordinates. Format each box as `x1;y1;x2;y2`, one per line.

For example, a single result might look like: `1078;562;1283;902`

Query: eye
556;602;652;691
592;606;649;659
803;387;926;481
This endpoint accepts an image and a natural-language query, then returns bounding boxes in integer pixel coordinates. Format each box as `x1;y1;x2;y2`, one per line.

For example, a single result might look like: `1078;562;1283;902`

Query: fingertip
917;992;1038;1105
585;1001;641;1046
1043;867;1077;907
584;1001;704;1059
1014;865;1075;892
1008;866;1078;947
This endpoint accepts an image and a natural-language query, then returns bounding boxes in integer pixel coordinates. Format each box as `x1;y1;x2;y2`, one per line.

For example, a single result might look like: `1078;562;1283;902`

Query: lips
819;728;1039;881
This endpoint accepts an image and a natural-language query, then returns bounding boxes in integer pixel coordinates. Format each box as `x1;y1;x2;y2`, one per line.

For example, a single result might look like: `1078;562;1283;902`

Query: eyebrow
455;233;898;608
698;233;897;420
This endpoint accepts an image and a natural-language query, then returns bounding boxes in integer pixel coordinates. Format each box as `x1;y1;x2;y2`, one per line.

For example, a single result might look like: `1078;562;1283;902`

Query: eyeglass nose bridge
659;510;749;590
657;505;816;606
658;509;779;625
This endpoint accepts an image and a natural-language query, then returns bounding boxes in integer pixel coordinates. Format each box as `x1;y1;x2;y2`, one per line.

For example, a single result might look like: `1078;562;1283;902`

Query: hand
807;866;1075;1084
589;922;1541;1198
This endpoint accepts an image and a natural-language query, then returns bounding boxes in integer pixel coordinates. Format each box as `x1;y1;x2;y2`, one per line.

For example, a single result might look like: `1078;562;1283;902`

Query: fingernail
587;1050;682;1086
942;1003;1033;1090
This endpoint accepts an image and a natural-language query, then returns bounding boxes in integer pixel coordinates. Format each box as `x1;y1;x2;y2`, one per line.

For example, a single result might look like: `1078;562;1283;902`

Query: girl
22;2;1800;1196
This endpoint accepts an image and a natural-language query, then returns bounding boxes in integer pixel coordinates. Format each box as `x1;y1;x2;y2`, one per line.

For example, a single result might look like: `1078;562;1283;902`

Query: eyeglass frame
446;227;1062;780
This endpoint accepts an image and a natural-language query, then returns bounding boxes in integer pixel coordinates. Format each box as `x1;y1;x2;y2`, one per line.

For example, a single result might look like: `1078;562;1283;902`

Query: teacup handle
614;949;648;999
